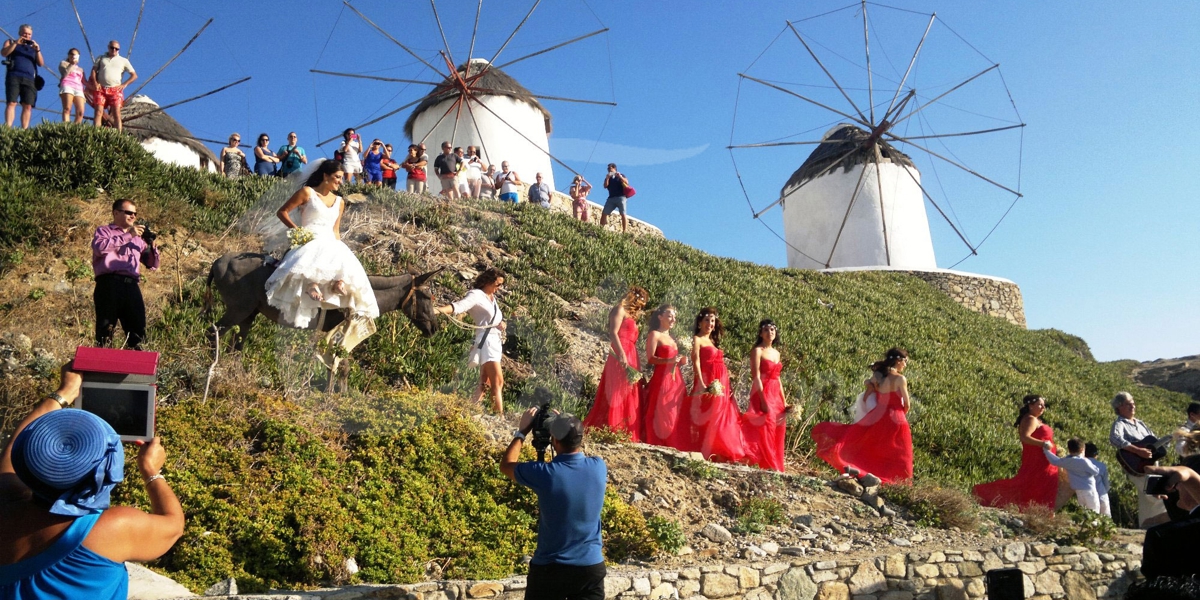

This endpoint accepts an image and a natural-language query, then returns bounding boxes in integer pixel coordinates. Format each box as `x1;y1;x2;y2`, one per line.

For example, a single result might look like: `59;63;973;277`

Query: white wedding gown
264;189;379;328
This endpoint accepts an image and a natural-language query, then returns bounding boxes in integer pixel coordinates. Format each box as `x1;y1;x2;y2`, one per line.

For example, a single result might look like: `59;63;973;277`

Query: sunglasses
109;46;120;51
117;209;137;216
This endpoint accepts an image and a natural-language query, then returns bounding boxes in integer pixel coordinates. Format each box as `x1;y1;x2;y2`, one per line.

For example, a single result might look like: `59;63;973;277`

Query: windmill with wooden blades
728;1;1025;273
18;0;251;168
310;0;616;192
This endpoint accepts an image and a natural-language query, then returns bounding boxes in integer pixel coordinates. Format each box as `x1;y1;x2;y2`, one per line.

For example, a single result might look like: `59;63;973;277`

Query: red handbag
624;186;636;198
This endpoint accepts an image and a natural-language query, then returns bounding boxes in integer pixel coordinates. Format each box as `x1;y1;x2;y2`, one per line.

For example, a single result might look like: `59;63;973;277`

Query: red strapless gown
641;343;687;447
743;359;786;472
811;390;913;483
973;423;1059;509
669;346;745;462
583;317;643;441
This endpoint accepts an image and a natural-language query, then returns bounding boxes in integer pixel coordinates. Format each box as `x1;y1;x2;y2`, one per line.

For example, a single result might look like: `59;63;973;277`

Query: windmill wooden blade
128;0;147;60
122;77;251;125
68;0;96;65
893;123;1025;141
477;0;542;80
496;28;609;69
128;19;213;99
885;13;935;119
310;69;441;86
884;132;1021;197
886;63;999;129
751;146;859;218
343;1;444;76
465;93;581;177
430;0;456;68
727;140;827;150
739;73;871;129
316;97;425;147
469;89;614;106
467;0;482;64
897;159;977;254
787;21;868;125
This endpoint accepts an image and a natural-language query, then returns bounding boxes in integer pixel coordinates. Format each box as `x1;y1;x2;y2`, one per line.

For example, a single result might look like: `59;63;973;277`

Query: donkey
204;252;441;351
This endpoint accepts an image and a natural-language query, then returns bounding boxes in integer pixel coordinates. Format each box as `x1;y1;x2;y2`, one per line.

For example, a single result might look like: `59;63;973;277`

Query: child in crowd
1084;442;1113;517
1043;438;1102;515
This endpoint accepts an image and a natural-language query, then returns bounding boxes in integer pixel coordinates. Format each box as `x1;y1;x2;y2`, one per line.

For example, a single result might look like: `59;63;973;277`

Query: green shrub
0;165;79;252
880;482;979;531
600;489;659;562
587;426;633;444
673;458;726;481
733;496;787;534
645;515;686;555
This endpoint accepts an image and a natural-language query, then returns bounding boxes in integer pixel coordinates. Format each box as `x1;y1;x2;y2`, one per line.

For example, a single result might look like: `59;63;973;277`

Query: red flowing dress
583;316;643;441
669;345;745;462
743;358;786;472
641;343;687;447
973;423;1059;509
811;390;913;483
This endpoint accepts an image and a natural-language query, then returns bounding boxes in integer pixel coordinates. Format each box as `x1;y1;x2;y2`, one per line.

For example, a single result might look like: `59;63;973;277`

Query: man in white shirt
90;40;137;132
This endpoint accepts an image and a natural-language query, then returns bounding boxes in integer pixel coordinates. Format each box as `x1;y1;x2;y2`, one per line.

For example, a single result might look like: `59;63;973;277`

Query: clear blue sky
12;0;1198;362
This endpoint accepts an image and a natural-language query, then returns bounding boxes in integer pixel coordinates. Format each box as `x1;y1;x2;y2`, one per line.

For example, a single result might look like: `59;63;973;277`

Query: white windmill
729;2;1025;272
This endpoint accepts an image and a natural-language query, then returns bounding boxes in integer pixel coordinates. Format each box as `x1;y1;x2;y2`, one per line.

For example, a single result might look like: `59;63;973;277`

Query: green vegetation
733;496;788;534
645;515;686;555
0;126;1191;589
880;482;980;531
673;458;727;481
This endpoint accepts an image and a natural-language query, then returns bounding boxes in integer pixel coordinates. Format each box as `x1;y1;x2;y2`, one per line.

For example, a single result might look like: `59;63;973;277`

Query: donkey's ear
413;266;446;288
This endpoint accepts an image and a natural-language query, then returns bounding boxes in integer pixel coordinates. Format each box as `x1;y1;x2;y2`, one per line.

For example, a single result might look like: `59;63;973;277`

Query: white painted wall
410;94;555;192
140;137;216;173
781;160;936;270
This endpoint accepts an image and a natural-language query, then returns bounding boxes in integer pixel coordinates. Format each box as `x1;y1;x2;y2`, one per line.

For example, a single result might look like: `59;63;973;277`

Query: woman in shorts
465;146;484;198
58;48;86;124
570;175;592;222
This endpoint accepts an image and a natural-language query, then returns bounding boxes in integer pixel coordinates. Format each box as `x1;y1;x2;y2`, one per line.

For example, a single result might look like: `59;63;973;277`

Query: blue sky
11;0;1198;362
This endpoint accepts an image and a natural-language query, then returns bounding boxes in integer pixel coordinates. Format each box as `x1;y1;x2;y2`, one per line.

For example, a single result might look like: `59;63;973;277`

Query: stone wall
825;268;1025;328
188;540;1141;600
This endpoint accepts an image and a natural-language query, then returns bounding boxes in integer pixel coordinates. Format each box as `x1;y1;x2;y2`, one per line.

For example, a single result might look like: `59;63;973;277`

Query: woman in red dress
973;395;1059;509
583;286;649;441
641;304;689;446
669;307;745;462
812;348;913;484
743;319;788;472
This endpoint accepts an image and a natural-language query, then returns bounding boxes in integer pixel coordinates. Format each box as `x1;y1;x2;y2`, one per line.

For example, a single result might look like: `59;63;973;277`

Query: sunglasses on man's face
109;46;120;51
117;209;137;217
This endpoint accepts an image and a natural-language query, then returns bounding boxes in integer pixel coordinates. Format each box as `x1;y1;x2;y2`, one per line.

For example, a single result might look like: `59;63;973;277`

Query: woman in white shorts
436;267;507;413
58;48;86;123
464;146;484;198
339;128;363;184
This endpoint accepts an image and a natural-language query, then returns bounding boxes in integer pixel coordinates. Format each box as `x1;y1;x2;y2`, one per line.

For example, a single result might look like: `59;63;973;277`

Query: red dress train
811;390;913;483
743;359;786;472
972;423;1059;509
641;343;687;447
669;346;745;462
583;317;643;441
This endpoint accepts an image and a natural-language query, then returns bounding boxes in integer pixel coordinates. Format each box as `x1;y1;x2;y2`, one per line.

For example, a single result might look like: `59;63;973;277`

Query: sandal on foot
306;284;324;302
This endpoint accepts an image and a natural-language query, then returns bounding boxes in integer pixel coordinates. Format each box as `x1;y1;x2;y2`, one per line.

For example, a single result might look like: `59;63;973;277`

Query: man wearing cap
502;407;607;600
92;198;159;350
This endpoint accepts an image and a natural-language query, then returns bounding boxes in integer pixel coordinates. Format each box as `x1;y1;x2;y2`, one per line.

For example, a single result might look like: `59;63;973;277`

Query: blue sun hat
10;410;125;516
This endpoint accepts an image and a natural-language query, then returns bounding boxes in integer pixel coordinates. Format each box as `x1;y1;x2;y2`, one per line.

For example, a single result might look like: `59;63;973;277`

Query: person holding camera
0;366;184;598
3;24;44;129
501;407;607;600
92;199;159;350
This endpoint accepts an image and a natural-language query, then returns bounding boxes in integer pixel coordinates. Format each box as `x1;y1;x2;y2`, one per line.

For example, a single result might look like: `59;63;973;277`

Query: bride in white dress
264;159;379;328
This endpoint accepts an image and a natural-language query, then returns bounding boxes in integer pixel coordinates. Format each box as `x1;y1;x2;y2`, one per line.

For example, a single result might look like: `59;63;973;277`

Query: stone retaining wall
901;270;1026;328
189;540;1141;600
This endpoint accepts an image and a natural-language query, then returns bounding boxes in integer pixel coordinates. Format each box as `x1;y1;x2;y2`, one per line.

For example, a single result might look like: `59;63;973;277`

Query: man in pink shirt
91;199;159;349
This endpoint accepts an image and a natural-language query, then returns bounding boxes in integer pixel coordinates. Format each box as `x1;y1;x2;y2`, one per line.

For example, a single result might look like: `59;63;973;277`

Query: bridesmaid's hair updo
304;159;344;189
649;304;676;331
472;267;505;290
693;307;724;348
870;347;908;375
753;319;780;349
621;286;649;319
1014;394;1045;427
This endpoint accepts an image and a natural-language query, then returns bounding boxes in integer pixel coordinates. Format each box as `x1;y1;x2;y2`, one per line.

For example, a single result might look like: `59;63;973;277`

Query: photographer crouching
501;402;607;600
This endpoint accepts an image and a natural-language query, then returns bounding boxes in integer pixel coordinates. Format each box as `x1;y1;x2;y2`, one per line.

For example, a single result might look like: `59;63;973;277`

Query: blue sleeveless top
0;512;128;600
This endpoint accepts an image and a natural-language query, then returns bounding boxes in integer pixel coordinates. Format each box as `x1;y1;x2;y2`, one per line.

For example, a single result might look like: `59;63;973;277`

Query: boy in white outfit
1043;438;1102;514
1084;442;1113;517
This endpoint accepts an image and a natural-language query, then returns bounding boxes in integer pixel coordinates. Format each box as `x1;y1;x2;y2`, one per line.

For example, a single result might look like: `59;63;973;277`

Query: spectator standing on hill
501;408;607;600
1085;442;1113;518
434;141;461;199
601;163;631;233
1042;438;1103;515
90;40;137;132
481;164;498;199
277;132;307;176
0;366;185;599
495;161;522;204
58;48;87;124
253;133;280;176
404;144;428;194
454;147;470;198
338;128;363;184
570;175;592;222
529;173;553;208
362;138;385;187
381;144;399;190
218;133;247;179
3;25;44;129
92;199;159;350
1110;391;1169;528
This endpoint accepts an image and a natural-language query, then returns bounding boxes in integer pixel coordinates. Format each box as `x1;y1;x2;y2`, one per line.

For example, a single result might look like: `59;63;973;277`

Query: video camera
140;222;158;245
72;347;158;443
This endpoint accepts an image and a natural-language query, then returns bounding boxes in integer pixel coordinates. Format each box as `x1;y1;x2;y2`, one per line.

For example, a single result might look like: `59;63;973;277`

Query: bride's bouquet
624;364;644;385
288;226;316;248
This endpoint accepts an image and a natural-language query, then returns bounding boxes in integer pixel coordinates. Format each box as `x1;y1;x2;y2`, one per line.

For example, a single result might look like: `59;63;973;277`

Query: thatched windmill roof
120;96;218;164
781;124;916;194
404;59;551;140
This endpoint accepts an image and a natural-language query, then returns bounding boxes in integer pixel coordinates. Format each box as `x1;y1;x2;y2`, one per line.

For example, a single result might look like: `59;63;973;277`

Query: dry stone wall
185;540;1142;600
898;270;1026;328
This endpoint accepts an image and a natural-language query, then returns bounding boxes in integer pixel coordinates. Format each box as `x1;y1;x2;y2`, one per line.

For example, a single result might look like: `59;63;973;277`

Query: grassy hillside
0;126;1190;590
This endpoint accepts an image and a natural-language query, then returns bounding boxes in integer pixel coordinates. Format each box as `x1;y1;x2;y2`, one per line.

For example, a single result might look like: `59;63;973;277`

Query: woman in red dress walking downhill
742;319;788;472
670;308;746;462
812;348;913;484
584;287;649;441
973;395;1060;510
641;304;690;446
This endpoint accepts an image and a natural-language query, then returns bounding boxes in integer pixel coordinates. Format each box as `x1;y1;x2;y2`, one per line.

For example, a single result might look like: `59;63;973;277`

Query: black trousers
525;562;606;600
93;274;146;350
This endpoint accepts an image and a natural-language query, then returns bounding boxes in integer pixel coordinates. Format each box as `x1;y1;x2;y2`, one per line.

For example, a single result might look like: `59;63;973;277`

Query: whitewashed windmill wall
781;124;936;270
407;59;555;190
